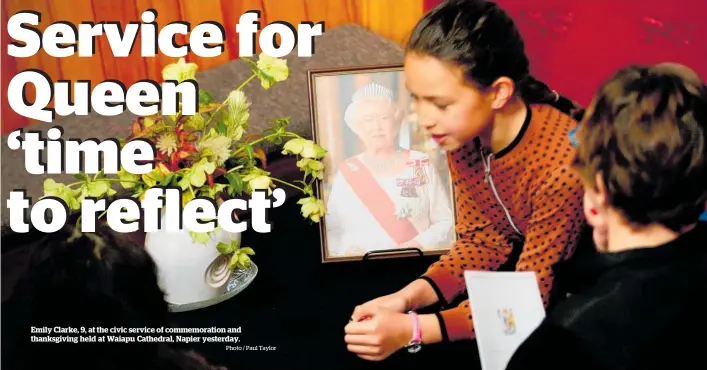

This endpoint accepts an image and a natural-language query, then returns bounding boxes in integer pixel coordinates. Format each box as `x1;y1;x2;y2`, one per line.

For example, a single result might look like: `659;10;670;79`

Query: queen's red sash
338;157;419;244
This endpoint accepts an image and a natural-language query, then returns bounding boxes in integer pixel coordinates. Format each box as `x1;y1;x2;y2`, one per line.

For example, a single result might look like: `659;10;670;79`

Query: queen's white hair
343;82;397;130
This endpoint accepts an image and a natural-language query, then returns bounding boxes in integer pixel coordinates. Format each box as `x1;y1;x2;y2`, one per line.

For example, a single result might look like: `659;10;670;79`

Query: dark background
172;191;478;370
0;154;480;370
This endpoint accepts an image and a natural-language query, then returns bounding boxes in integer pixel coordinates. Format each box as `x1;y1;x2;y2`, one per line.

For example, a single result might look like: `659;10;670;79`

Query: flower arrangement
43;54;328;270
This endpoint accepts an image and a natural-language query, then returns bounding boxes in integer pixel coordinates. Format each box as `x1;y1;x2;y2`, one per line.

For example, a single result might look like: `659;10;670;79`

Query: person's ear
490;77;516;109
593;173;608;206
582;173;609;226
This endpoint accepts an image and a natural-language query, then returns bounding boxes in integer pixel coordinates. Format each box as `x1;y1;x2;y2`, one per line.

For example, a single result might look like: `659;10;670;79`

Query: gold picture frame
307;64;457;263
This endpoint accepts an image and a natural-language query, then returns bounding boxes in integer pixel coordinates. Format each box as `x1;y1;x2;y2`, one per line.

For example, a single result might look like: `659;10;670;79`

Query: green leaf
189;170;207;188
199;89;214;105
244;144;254;159
161;172;175;186
190;231;211;244
228;253;240;270
216;241;234;254
86;181;111;197
177;176;191;191
240;247;255;255
118;168;141;189
43;179;82;210
73;174;87;181
238;253;252;268
225;173;244;196
141;168;165;187
303;184;314;196
132;188;145;199
216;121;227;135
185;158;216;188
204;183;227;198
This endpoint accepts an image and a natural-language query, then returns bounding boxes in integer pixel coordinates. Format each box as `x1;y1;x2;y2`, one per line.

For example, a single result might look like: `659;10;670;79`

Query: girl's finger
344;334;379;346
358;354;384;362
347;344;381;356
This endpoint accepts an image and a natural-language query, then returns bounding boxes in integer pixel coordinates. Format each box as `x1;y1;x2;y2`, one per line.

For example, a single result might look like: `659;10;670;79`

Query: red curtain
424;0;707;106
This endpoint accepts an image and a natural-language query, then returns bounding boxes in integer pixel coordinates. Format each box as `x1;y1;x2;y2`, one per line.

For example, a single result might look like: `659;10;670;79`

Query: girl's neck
478;96;528;154
605;210;689;252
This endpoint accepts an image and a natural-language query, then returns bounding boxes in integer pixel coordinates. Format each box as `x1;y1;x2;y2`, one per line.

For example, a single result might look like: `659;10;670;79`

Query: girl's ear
490;77;516;109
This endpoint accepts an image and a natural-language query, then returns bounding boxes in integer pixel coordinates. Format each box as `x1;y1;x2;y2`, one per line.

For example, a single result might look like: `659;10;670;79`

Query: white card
465;271;546;370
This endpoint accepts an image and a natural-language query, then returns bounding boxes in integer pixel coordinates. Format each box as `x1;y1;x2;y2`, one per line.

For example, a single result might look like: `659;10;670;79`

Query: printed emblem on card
497;308;516;335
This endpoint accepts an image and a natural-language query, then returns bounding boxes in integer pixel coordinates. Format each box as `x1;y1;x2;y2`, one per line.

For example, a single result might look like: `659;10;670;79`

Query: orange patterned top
420;103;586;342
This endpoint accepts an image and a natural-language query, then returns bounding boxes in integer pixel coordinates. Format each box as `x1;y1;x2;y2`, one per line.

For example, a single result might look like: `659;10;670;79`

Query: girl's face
404;53;495;151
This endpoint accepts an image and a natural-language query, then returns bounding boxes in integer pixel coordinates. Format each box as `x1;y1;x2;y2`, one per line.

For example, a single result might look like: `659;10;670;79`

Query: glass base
167;262;258;312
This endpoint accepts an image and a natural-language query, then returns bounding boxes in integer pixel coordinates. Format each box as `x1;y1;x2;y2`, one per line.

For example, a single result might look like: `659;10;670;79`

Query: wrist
402;278;439;310
397;285;417;312
418;314;442;344
403;311;422;353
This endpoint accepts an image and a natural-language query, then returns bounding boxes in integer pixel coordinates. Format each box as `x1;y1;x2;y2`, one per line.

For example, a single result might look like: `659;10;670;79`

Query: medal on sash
396;178;420;197
396;158;429;198
406;158;429;185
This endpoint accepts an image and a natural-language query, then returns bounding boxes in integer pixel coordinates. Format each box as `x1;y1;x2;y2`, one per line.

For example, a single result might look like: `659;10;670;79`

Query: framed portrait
307;64;457;263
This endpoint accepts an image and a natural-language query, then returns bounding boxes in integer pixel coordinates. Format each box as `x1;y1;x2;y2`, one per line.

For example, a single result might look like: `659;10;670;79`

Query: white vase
144;214;241;306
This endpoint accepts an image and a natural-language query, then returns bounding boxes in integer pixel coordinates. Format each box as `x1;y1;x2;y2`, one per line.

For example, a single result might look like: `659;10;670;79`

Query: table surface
0;155;479;370
169;195;479;370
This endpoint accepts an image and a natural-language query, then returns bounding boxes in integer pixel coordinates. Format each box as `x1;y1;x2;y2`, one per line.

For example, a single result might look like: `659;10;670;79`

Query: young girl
506;62;707;370
344;0;587;361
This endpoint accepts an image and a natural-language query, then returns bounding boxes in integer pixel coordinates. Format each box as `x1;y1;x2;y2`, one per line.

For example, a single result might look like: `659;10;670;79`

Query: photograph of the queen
308;66;456;261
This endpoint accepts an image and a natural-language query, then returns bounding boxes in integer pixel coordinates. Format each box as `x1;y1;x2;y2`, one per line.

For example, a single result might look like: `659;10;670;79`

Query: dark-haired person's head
404;0;583;151
574;63;707;251
2;214;226;370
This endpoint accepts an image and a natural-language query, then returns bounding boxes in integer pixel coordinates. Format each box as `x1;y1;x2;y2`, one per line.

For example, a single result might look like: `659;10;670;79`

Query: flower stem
100;179;140;184
226;165;245;174
271;177;304;192
67;178;140;189
202;73;257;129
236;74;257;91
231;132;300;157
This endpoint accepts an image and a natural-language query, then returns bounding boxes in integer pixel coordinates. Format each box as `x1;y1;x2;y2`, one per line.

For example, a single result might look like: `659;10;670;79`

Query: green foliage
43;54;330;272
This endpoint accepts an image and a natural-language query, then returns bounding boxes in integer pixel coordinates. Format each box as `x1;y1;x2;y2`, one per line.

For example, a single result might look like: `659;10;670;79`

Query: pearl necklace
363;150;402;170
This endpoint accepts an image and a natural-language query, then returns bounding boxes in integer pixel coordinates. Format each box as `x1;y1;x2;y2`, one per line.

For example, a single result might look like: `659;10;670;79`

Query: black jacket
506;222;707;370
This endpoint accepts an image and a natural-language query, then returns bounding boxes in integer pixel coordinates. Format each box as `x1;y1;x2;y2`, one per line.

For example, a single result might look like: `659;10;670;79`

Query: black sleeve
505;323;608;370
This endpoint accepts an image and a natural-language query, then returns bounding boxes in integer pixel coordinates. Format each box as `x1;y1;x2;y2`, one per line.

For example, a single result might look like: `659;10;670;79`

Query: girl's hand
344;310;412;361
351;293;408;322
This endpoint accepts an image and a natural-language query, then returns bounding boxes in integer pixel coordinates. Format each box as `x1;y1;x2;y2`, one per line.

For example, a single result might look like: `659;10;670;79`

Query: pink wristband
406;311;422;353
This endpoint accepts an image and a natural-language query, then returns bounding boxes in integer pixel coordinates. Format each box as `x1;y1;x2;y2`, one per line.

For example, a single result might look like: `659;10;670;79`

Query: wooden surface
1;0;424;133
